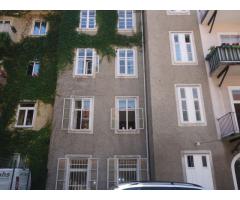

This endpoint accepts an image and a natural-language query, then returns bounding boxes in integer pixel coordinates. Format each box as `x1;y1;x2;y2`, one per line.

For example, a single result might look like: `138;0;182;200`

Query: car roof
114;181;203;190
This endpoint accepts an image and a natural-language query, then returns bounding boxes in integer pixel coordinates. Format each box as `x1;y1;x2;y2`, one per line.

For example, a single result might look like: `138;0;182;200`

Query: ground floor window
56;156;98;190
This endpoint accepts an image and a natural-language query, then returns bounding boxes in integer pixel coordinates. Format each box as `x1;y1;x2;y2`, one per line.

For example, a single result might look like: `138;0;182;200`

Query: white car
113;181;203;190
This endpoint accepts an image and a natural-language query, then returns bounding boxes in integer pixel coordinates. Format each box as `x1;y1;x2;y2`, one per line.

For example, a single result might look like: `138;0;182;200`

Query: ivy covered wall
0;10;141;189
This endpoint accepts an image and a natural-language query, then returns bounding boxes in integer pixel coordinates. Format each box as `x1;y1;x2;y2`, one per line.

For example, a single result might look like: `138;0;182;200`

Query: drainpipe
141;10;151;181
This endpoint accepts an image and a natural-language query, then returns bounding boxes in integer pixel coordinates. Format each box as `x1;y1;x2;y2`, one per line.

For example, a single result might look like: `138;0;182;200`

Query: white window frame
169;31;198;65
15;101;37;128
114;96;141;133
117;10;136;32
62;96;94;133
74;48;99;77
115;48;138;78
228;86;240;132
31;20;48;36
166;10;190;15
175;84;207;126
217;32;240;45
27;61;40;76
79;10;97;31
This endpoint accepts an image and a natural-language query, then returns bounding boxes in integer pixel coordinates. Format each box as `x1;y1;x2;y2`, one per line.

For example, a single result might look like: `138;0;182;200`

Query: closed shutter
107;158;117;189
110;108;116;129
62;98;72;130
55;158;67;190
88;158;98;190
139;158;149;181
136;108;144;129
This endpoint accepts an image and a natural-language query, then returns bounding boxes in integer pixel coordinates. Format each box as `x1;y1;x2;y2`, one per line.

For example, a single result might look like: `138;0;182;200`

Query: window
55;156;98;190
187;155;194;167
74;48;99;76
15;102;36;127
176;85;206;125
116;48;137;77
79;10;96;30
32;20;47;35
117;10;135;31
0;20;10;24
27;61;40;77
118;159;138;184
107;156;148;189
170;32;197;64
202;156;207;167
167;10;190;15
62;97;94;132
220;34;240;45
117;97;136;131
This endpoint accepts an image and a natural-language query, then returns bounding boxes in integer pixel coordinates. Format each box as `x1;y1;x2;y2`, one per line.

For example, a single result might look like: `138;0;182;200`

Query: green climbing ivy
0;10;141;189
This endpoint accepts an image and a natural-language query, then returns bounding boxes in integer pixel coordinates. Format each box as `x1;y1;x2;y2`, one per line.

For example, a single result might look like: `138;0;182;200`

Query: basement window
27;61;40;77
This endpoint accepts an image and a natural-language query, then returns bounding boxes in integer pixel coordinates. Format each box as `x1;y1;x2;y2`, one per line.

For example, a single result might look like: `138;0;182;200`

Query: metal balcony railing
206;45;240;74
217;112;240;139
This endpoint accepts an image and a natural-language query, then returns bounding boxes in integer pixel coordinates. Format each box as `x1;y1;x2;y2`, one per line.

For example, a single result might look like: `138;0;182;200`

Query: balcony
206;45;240;74
218;112;240;141
0;24;16;42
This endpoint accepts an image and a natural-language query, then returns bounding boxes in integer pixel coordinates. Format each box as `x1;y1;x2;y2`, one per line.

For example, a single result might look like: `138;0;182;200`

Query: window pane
33;22;40;35
26;110;34;125
187;155;194;167
119;60;125;74
17;110;25;125
119;100;126;109
73;110;81;129
40;21;47;35
75;100;82;109
86;59;92;74
186;44;193;61
119;111;127;129
77;59;84;74
127;60;134;74
27;62;34;76
202;156;207;167
20;103;35;107
128;111;136;129
83;100;90;110
192;88;198;98
183;111;188;121
185;34;190;43
175;44;182;61
81;119;89;129
33;62;40;76
232;90;240;101
180;88;186;98
127;99;135;109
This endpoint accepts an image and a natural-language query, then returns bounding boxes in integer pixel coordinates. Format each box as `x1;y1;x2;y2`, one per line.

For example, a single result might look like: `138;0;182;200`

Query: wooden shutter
88;158;98;190
62;98;72;130
136;108;144;129
107;158;117;189
110;108;116;130
55;158;67;190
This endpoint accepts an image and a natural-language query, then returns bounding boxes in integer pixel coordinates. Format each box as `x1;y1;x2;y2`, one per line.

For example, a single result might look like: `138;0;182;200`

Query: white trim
169;31;198;65
166;10;190;15
117;10;136;33
175;84;207;126
115;47;138;78
114;96;141;133
228;86;240;132
181;150;216;190
30;19;48;36
62;96;94;134
217;32;240;45
15;101;37;128
79;10;97;32
231;153;240;190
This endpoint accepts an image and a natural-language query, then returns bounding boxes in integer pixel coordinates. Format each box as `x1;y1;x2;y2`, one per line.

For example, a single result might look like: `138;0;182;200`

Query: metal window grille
118;159;138;184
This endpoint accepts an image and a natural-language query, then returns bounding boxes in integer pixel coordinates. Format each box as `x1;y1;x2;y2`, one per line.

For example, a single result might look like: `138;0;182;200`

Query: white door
184;153;214;189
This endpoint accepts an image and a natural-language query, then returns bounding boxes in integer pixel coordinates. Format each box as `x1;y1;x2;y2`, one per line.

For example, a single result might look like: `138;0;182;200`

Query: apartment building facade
198;10;240;189
46;11;149;190
144;10;234;189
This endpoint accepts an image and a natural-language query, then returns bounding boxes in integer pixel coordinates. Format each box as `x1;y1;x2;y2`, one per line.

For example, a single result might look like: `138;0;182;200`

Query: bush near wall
0;10;141;189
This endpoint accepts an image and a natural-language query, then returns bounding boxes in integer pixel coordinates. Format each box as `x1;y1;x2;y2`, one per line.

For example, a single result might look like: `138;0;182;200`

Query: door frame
181;150;216;189
228;86;240;132
231;153;240;190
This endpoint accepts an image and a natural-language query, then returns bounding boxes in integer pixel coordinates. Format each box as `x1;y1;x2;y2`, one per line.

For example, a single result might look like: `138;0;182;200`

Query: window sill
178;122;207;127
114;129;141;134
65;129;93;134
171;61;198;66
115;75;138;79
76;28;98;32
73;75;94;78
29;34;47;37
14;125;33;129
